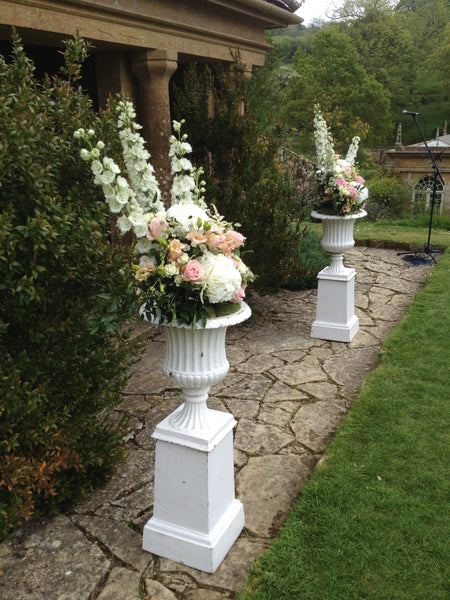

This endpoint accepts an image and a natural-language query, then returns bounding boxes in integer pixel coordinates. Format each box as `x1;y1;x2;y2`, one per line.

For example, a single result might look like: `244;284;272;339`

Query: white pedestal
142;407;244;573
311;267;359;342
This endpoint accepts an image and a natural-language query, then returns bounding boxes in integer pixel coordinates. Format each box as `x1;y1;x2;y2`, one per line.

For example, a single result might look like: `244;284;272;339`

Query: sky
295;0;342;25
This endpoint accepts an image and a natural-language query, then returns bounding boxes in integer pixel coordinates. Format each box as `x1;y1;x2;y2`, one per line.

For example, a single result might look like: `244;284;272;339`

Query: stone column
95;52;137;108
130;49;178;205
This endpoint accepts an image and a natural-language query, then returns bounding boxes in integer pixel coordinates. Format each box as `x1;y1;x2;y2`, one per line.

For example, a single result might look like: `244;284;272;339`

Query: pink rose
181;260;204;283
147;216;168;240
354;175;365;185
225;230;245;250
335;178;346;188
348;186;358;198
231;288;245;303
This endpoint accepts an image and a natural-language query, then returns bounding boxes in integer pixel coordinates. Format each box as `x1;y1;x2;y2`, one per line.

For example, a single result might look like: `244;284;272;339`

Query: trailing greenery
0;34;138;540
171;60;324;293
238;249;450;600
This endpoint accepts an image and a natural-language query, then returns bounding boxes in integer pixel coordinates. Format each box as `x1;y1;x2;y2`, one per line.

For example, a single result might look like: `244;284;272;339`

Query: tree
339;4;416;138
284;28;391;152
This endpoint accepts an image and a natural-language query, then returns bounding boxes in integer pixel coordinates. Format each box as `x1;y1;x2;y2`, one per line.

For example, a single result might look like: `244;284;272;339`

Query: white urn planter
141;302;251;573
311;209;366;342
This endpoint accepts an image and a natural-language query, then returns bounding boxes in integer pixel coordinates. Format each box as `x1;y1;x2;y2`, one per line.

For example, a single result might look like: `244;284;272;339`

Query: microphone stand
398;112;444;264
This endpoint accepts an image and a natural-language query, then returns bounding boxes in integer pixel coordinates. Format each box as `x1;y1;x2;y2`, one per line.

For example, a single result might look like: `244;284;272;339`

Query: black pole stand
398;112;444;264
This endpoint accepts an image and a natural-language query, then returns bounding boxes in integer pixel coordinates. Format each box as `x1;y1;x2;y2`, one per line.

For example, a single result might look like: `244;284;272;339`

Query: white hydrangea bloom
166;203;209;231
197;252;242;304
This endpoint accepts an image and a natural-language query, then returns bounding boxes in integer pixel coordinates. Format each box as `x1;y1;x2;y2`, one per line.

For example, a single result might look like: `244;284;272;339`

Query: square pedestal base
311;267;359;342
142;408;244;573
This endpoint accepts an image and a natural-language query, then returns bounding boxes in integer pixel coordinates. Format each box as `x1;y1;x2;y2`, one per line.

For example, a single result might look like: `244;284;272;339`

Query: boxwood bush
0;33;138;539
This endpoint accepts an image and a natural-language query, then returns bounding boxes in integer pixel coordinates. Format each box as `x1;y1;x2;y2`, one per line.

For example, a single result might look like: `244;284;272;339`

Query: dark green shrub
364;171;410;221
0;33;138;539
171;60;320;293
283;228;329;290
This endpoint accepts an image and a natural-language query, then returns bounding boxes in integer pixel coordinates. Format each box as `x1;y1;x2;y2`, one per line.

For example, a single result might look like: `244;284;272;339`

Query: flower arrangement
313;106;369;215
75;101;254;327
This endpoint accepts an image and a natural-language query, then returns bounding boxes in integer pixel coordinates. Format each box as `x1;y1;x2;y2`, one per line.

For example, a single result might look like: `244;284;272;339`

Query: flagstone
264;380;308;403
72;515;151;573
369;304;406;321
0;515;110;600
219;374;272;399
291;400;347;453
309;345;334;360
97;567;141;600
299;381;339;400
376;273;422;293
234;418;294;455
159;537;268;592
235;353;285;374
272;348;307;362
323;346;380;387
236;454;316;537
348;329;380;348
388;292;415;306
258;403;296;427
145;579;178;599
270;355;327;386
224;398;260;419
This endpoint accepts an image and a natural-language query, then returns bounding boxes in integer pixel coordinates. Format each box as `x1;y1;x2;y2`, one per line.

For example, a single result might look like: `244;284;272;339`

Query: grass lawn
307;216;450;250
237;249;449;600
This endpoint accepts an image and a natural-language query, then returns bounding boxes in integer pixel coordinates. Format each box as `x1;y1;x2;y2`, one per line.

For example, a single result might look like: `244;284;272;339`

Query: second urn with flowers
310;106;367;342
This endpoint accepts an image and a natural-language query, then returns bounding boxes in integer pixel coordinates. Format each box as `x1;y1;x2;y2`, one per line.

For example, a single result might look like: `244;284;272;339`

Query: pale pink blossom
225;230;245;250
231;288;245;303
186;229;208;246
181;260;204;283
147;216;168;240
168;239;186;262
135;262;156;281
206;225;226;248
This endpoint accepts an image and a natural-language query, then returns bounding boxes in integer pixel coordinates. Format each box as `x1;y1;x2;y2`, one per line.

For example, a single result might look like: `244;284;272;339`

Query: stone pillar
130;49;178;205
95;52;137;108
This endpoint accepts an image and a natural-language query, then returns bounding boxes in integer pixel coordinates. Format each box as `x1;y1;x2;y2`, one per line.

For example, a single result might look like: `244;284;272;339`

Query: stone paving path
0;247;434;600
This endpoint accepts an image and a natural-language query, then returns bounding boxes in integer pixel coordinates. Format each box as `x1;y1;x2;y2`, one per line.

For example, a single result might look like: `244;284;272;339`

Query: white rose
164;263;179;277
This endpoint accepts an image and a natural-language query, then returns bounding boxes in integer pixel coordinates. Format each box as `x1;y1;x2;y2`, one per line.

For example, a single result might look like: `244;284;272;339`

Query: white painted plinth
311;266;359;342
142;407;244;573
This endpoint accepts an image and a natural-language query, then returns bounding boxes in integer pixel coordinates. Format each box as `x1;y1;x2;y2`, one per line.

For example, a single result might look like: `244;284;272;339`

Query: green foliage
284;29;392;151
0;33;138;539
282;229;329;290
171;60;321;293
272;0;449;148
364;170;411;220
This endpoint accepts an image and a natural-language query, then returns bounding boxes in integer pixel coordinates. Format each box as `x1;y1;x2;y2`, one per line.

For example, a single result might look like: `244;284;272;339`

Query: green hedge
0;34;138;539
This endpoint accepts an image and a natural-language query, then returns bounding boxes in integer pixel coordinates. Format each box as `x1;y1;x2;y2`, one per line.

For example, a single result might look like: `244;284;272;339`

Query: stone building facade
0;0;301;199
381;125;450;215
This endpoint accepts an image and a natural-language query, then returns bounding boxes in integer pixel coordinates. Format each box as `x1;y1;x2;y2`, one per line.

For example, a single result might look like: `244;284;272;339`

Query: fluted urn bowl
312;209;367;274
142;302;251;431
